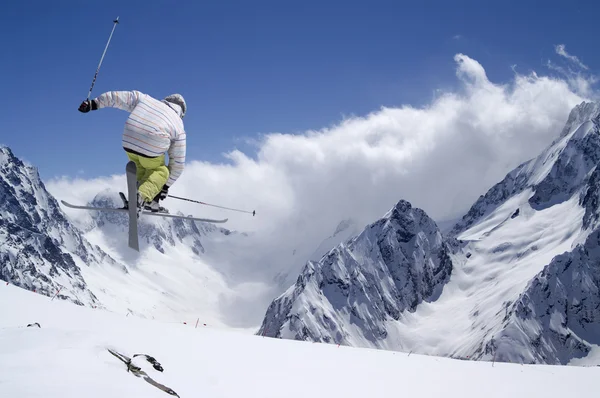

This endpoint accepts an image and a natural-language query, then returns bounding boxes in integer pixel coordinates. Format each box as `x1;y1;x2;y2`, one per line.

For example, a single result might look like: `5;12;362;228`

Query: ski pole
167;195;256;216
87;17;120;100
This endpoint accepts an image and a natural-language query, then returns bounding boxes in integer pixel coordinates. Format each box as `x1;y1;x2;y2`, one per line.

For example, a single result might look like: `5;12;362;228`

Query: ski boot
136;194;148;218
144;199;169;214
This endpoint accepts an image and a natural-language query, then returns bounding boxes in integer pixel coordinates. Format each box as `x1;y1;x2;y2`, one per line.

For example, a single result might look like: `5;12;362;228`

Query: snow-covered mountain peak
558;101;600;140
0;145;15;165
258;199;453;346
451;101;600;235
380;199;440;239
0;145;26;166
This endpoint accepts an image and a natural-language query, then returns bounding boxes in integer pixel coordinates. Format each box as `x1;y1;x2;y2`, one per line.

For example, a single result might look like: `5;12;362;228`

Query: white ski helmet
163;94;187;118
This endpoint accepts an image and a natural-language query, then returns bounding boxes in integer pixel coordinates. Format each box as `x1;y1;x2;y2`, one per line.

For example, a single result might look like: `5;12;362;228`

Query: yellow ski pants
126;152;170;202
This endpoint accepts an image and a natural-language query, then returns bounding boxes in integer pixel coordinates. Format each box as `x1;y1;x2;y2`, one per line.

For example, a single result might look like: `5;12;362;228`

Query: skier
78;90;187;213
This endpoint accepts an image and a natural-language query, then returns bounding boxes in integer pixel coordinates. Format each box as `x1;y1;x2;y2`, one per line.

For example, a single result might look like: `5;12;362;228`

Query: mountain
450;101;600;364
258;101;600;365
0;146;124;307
258;200;453;346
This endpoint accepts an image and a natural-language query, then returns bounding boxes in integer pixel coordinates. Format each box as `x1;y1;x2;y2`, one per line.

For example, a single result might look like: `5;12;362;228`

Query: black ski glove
156;185;169;201
78;99;98;113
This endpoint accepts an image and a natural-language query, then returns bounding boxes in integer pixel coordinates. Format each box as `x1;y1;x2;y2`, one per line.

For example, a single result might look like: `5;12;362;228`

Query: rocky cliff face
0;146;124;306
482;228;600;364
258;200;453;347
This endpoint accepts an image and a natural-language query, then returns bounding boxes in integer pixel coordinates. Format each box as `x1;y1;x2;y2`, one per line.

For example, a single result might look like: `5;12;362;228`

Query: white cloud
555;44;588;70
48;174;126;226
47;52;597;289
546;61;598;100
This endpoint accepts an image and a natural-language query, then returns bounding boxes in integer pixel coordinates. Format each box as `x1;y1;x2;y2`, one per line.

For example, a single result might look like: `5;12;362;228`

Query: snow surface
0;283;596;398
387;190;586;359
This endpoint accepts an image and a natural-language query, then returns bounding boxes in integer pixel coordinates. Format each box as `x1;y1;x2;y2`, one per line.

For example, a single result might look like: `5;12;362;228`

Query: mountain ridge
257;100;600;365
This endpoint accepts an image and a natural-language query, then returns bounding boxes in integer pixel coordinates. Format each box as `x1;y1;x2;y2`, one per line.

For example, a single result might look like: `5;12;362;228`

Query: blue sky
0;0;598;181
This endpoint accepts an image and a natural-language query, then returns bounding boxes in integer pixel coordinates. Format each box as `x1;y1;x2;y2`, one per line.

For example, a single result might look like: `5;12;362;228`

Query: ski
126;161;139;251
60;200;229;223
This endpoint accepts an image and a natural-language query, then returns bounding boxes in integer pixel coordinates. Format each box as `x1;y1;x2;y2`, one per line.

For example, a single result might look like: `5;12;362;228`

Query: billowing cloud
47;53;597;283
48;174;125;225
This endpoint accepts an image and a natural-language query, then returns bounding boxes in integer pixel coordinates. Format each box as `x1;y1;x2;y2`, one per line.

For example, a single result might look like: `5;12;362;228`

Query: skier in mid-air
78;91;187;212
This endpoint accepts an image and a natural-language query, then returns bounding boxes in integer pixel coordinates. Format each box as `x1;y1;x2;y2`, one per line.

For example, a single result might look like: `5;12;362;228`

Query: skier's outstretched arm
166;133;187;188
78;90;143;113
93;90;143;112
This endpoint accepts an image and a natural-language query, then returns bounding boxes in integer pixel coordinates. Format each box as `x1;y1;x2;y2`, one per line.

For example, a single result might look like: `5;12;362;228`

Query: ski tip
125;161;136;173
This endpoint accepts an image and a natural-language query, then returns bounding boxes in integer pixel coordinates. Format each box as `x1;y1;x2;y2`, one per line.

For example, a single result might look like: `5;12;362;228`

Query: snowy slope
0;284;596;398
389;191;587;362
258;101;600;364
484;227;600;364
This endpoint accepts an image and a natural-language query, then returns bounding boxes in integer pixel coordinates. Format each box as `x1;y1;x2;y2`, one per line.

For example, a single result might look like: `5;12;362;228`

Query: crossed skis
61;161;255;252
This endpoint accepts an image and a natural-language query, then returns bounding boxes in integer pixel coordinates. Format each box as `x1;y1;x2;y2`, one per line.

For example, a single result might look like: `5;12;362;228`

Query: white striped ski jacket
94;90;186;187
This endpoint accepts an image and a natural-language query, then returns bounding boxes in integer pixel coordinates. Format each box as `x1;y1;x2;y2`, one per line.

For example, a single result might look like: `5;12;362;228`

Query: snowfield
386;190;586;359
0;284;596;398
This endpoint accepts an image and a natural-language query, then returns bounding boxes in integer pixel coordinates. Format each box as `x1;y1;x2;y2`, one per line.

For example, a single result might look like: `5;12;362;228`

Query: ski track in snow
0;284;596;398
385;190;586;357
